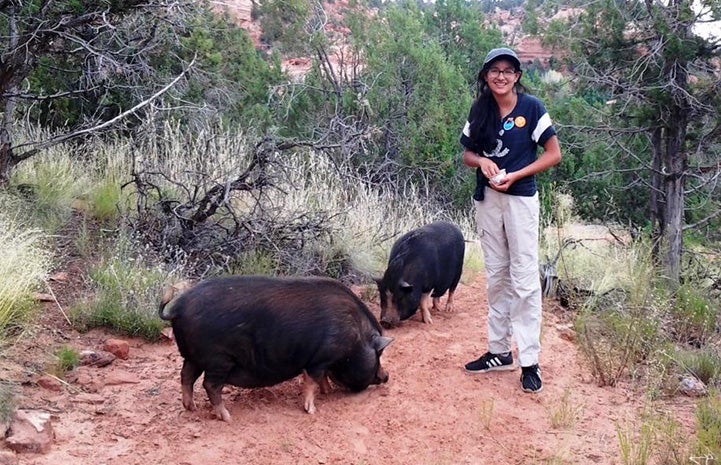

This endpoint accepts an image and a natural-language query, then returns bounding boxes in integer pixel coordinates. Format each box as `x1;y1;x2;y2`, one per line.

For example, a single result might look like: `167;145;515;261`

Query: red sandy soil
1;259;699;465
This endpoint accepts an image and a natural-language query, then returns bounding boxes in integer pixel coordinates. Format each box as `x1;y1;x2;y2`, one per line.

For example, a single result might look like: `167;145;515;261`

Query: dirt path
2;271;698;465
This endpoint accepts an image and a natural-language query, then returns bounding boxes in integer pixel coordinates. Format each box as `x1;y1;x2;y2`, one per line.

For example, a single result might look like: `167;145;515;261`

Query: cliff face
211;0;261;44
485;6;583;67
211;0;568;71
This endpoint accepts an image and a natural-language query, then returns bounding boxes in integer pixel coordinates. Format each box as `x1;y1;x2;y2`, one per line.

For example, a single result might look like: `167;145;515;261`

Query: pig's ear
373;335;394;352
399;280;413;293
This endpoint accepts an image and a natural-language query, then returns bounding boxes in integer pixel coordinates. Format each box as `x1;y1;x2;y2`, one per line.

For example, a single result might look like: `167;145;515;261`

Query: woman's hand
478;158;500;181
489;170;515;192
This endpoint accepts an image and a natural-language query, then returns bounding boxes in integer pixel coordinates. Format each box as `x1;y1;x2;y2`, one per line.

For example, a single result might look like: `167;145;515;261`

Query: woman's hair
467;61;526;154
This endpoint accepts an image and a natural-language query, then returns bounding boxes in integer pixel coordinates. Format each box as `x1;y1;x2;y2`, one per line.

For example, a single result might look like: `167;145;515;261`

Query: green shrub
669;284;718;346
694;394;721;461
677;349;721;387
10;147;91;231
576;305;661;387
88;180;123;223
53;345;80;376
69;241;171;341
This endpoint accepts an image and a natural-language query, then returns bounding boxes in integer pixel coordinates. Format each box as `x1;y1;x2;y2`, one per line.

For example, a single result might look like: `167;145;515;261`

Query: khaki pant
474;189;542;367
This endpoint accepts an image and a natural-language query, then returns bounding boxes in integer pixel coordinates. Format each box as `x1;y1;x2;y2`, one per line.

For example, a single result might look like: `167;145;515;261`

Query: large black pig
158;275;393;422
375;221;465;328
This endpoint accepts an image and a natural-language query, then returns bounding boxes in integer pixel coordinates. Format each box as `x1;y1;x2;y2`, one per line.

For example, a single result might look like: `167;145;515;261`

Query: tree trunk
649;128;664;264
0;5;19;184
652;0;691;288
661;112;688;286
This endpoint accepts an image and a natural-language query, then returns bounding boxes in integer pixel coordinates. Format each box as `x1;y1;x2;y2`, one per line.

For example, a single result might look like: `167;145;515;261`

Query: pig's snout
380;307;400;328
373;366;389;385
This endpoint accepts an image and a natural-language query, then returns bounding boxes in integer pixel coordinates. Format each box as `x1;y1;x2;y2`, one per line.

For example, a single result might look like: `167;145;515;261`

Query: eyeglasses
487;68;518;78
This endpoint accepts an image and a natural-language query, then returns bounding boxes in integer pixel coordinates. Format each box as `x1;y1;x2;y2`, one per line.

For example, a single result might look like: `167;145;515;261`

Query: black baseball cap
482;47;521;71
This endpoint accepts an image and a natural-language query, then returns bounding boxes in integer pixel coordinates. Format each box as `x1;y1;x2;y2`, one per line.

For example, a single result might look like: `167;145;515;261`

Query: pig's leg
444;289;456;312
319;376;332;394
180;360;203;411
420;292;433;324
432;296;442;311
302;370;320;414
202;367;231;422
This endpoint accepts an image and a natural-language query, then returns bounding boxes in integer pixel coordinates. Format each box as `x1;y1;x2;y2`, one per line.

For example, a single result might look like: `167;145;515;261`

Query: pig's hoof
304;402;317;414
183;400;197;411
215;406;232;422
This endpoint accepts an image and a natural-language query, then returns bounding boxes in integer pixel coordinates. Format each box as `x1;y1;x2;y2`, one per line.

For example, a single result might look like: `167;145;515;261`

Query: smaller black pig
375;221;465;328
158;275;393;422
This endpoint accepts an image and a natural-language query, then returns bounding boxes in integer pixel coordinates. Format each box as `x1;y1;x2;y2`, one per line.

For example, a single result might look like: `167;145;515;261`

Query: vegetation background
1;0;720;462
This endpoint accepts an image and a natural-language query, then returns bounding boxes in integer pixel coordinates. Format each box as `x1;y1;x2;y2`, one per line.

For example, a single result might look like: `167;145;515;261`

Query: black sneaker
464;352;515;373
521;364;543;393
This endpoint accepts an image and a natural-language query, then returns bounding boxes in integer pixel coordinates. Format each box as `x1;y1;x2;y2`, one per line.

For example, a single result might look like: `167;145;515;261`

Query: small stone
36;375;63;392
32;293;54;302
678;376;707;397
49;272;69;282
79;350;116;367
103;371;140;386
555;323;576;342
103;339;129;360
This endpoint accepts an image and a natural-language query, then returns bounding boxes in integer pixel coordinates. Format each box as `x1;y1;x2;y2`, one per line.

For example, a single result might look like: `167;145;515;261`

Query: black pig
376;221;465;328
158;275;393;422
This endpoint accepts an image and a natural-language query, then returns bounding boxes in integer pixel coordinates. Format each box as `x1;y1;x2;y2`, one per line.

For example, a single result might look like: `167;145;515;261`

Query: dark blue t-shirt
460;93;556;198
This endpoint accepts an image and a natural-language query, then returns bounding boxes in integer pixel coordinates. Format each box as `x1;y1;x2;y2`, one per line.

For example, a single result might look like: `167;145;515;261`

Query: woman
459;47;562;393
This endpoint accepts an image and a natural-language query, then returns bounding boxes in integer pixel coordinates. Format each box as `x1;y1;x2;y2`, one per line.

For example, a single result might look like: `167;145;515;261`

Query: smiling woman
458;46;563;394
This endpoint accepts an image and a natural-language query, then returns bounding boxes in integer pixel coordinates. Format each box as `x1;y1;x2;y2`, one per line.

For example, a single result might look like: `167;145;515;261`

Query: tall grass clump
547;388;583;429
694;394;721;462
667;283;718;346
84;136;138;223
675;348;721;388
69;234;172;341
10;142;92;231
565;236;663;386
0;209;52;339
617;420;653;465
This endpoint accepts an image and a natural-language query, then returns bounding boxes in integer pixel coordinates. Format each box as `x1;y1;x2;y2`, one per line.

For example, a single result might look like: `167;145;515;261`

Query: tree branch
13;55;197;160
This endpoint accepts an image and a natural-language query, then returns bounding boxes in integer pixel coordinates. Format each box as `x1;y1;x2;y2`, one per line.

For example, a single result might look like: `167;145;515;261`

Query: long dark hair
467;64;526;154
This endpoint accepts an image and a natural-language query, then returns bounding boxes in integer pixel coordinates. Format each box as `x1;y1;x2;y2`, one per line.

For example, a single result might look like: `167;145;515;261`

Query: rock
679;376;707;397
79;350;116;367
103;339;129;360
31;293;54;302
0;451;19;465
555;323;576;342
48;272;69;282
4;410;54;454
103;371;140;386
36;375;63;392
74;367;93;385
